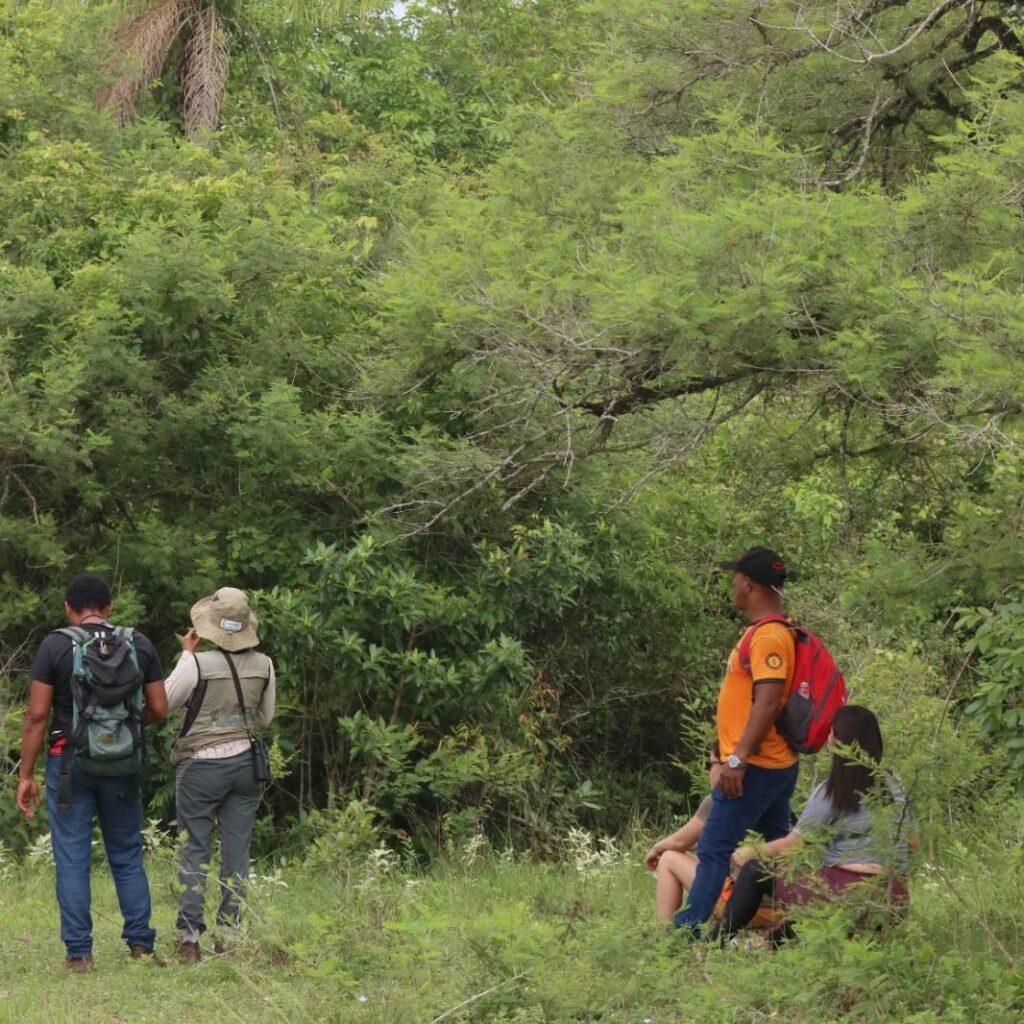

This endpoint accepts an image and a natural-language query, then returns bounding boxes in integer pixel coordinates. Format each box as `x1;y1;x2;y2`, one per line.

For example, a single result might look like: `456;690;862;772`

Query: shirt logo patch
765;652;783;670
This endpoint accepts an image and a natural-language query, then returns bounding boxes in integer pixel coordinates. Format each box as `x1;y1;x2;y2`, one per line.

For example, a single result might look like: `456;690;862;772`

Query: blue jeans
45;754;156;958
674;761;798;931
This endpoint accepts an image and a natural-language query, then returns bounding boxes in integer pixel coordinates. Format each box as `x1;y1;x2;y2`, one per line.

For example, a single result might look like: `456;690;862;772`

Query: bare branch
385;441;530;541
602;380;767;514
819;88;885;187
790;0;966;66
9;470;39;525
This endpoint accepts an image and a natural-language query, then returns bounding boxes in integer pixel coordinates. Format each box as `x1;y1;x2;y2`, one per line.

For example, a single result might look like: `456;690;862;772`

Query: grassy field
1;830;1022;1024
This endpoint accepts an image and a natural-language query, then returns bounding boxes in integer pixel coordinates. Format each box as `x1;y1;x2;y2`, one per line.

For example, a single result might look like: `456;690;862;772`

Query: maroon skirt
773;866;909;908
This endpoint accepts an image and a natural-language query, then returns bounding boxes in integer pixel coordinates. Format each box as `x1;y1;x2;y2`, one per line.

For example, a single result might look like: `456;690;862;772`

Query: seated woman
644;745;780;929
719;704;913;946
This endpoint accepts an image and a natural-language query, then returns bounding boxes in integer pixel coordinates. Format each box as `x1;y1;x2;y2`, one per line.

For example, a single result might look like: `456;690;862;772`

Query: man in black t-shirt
17;574;168;972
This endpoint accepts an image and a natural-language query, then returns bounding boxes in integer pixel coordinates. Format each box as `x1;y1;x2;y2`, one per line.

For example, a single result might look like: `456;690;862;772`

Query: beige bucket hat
190;586;259;651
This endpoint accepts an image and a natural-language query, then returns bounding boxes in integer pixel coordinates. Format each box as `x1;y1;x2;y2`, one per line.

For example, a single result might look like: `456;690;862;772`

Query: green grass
0;835;1022;1024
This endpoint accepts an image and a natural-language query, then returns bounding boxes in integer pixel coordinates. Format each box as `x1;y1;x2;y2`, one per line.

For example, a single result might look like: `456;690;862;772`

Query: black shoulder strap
222;650;255;739
177;654;208;741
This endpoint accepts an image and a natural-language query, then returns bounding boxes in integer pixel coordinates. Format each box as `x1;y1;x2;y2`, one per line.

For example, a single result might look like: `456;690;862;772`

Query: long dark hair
825;705;884;813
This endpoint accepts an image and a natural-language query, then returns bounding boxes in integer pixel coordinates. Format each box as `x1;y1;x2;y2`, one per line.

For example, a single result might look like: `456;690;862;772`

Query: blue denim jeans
674;761;799;931
45;753;157;958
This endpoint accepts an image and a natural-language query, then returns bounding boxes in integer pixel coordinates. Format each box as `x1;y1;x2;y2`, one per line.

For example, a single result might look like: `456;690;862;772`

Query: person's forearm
763;831;802;858
163;653;198;712
733;830;802;871
733;687;782;762
19;715;48;780
656;818;701;854
658;830;691;853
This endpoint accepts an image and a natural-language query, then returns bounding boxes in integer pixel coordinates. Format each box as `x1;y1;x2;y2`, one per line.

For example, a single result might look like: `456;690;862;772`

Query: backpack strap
59;682;99;813
56;627;92;812
737;615;797;673
177;654;209;741
222;651;270;785
114;626;146;800
58;745;74;812
56;625;91;646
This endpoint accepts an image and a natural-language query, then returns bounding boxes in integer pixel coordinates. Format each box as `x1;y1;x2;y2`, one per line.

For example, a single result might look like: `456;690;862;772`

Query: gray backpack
56;626;144;810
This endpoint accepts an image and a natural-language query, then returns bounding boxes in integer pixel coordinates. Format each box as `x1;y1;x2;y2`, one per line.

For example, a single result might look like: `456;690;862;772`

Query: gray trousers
175;751;262;939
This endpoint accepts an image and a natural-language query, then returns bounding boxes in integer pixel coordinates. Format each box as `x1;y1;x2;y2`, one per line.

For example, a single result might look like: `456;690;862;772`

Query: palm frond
181;2;230;140
100;0;196;125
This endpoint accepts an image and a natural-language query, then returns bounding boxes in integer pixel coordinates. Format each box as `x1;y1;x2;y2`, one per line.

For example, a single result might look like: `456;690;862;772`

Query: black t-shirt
29;623;164;737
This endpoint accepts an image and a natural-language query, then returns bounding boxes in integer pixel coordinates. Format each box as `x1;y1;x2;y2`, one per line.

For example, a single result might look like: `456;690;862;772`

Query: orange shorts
713;876;784;930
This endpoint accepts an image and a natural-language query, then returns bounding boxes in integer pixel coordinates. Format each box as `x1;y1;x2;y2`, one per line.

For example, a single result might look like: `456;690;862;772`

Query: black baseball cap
717;547;789;588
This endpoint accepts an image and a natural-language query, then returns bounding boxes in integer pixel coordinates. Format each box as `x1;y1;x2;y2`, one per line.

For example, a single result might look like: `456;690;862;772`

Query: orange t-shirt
716;619;797;769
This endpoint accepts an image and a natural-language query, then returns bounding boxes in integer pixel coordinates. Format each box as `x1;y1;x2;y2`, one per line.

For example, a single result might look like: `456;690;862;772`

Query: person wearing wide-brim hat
189;587;261;651
163;586;276;962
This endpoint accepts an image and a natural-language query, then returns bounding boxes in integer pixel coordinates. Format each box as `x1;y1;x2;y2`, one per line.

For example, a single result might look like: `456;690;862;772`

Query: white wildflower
596;835;623;868
462;832;488;867
27;832;54;865
357;845;399;890
562;828;625;874
142;818;173;854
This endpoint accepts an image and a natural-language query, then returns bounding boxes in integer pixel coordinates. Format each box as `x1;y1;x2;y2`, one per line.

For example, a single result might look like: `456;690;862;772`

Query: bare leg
656;851;698;924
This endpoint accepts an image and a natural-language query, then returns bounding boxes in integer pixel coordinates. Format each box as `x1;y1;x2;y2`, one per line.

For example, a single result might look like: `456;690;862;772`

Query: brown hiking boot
212;939;233;956
130;944;167;966
67;955;94;974
178;940;201;963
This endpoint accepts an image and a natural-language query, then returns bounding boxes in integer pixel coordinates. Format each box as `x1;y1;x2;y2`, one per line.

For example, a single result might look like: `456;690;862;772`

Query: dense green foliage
1;0;1021;875
1;0;1022;1015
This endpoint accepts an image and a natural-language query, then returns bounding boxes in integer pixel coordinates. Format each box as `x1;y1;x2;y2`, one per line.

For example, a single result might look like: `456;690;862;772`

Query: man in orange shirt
674;547;799;932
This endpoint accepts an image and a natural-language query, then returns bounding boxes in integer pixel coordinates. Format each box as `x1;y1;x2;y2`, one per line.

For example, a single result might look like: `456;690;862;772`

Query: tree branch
564;368;754;419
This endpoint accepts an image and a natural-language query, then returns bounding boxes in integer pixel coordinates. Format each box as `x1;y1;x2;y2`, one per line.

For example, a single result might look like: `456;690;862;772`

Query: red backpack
738;615;847;754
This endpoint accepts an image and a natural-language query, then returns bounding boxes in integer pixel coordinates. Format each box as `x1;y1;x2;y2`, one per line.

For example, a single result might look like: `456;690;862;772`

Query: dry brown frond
181;3;230;141
100;0;196;125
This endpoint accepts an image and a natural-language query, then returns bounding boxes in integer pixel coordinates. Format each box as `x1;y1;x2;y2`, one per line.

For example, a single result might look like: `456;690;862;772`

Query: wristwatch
726;754;746;770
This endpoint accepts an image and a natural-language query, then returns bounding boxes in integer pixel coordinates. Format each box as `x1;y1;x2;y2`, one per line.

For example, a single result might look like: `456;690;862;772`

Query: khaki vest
172;649;272;763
